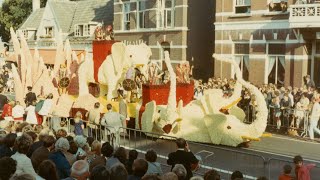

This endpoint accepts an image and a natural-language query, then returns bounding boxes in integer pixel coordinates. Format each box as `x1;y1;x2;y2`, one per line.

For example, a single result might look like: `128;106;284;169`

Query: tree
0;0;32;42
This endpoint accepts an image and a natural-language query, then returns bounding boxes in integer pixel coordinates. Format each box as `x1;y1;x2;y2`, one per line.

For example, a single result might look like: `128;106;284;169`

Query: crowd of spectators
193;75;320;138
2;125;310;180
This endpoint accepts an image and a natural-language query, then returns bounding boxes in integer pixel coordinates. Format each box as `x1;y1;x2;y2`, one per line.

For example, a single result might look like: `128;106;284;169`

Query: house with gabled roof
10;0;114;64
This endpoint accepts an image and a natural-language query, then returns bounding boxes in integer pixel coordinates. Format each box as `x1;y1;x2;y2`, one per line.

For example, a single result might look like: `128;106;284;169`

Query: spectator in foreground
37;160;59;180
126;149;138;175
204;169;221;180
257;176;268;180
231;170;243;180
128;158;149;180
68;160;90;180
90;165;110;180
110;164;128;180
145;149;162;175
106;147;127;170
167;138;199;179
0;133;17;158
31;135;55;171
11;133;37;177
190;176;204;180
49;137;71;179
278;164;293;180
9;172;35;180
0;157;17;180
141;174;161;180
162;172;178;180
172;164;187;180
293;155;315;180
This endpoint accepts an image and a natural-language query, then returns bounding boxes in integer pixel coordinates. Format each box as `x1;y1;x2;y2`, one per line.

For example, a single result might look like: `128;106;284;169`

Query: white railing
290;3;320;17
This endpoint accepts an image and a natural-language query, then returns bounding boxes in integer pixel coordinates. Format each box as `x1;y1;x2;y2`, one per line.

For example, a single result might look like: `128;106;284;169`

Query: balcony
289;3;320;28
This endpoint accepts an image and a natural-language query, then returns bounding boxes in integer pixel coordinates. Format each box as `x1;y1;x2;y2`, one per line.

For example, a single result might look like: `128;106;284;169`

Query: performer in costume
94;23;104;40
148;62;163;85
104;25;114;40
12;101;24;121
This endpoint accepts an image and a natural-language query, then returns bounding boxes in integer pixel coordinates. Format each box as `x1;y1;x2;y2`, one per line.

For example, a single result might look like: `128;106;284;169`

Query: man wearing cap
25;86;37;107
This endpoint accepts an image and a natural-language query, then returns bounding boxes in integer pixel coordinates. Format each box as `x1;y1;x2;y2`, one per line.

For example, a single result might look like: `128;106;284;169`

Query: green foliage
0;0;32;42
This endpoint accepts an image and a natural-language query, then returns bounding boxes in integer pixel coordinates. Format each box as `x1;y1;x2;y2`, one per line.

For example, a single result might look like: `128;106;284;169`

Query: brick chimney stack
33;0;40;12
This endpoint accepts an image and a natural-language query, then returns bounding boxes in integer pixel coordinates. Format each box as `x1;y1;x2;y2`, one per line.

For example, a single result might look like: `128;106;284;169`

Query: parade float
4;27;269;147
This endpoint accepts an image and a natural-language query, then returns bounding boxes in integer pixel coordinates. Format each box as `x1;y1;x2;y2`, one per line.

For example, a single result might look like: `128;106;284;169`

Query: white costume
309;102;320;140
25;105;38;125
101;110;125;134
38;99;53;116
12;105;25;120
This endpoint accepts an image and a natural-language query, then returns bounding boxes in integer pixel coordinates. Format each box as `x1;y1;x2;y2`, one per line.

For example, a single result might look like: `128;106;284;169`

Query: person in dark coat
48;137;71;179
167;138;199;180
0;133;17;158
24;86;37;107
31;135;55;171
27;130;49;157
0;87;8;111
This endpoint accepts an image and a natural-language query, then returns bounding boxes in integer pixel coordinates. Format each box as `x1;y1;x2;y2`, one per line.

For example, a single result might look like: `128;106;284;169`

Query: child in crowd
278;164;293;180
25;101;38;126
293;155;315;180
74;111;85;136
126;149;138;175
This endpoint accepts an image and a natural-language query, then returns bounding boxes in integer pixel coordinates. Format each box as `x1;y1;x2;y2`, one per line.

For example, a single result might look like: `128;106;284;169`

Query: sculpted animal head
111;42;152;75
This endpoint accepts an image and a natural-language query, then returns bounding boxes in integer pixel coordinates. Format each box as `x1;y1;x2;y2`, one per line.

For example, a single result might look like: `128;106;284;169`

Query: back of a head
283;164;292;174
0;157;17;180
129;149;138;160
4;133;17;147
176;138;186;148
114;147;127;164
204;169;220;180
141;174;161;180
162;172;178;180
101;142;114;158
42;135;55;148
190;176;204;180
38;160;59;180
231;170;243;180
110;164;128;180
145;149;157;162
133;158;148;177
9;173;35;180
172;164;187;180
55;137;70;152
15;133;33;154
94;102;100;109
71;160;90;179
90;165;110;180
87;137;94;146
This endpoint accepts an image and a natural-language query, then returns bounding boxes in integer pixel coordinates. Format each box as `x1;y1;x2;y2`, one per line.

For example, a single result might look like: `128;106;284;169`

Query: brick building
13;0;215;79
113;0;215;79
214;0;320;88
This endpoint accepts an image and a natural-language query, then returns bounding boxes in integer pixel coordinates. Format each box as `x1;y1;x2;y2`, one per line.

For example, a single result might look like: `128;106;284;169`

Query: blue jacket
49;150;71;179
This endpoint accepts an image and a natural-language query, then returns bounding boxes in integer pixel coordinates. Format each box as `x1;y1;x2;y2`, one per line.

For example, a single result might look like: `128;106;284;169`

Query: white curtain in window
268;56;276;76
235;56;241;65
278;56;285;68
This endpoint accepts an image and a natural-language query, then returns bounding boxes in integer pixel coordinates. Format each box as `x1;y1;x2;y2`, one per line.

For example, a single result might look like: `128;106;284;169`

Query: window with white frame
234;43;249;80
235;0;251;14
157;0;175;28
22;30;28;39
45;26;53;37
137;1;146;29
123;2;131;30
74;24;91;37
268;0;288;12
83;24;91;36
267;44;286;85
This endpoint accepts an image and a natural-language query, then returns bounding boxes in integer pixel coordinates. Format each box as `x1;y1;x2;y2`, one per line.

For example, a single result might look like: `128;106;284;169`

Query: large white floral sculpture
140;53;268;147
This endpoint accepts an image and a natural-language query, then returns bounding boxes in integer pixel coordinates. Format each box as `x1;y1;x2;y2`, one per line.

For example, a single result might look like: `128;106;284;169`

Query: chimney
33;0;40;12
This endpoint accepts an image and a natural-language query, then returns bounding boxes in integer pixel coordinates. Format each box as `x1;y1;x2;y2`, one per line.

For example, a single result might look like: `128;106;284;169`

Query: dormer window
235;0;251;14
75;24;91;37
268;0;288;12
22;30;28;39
45;26;53;38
